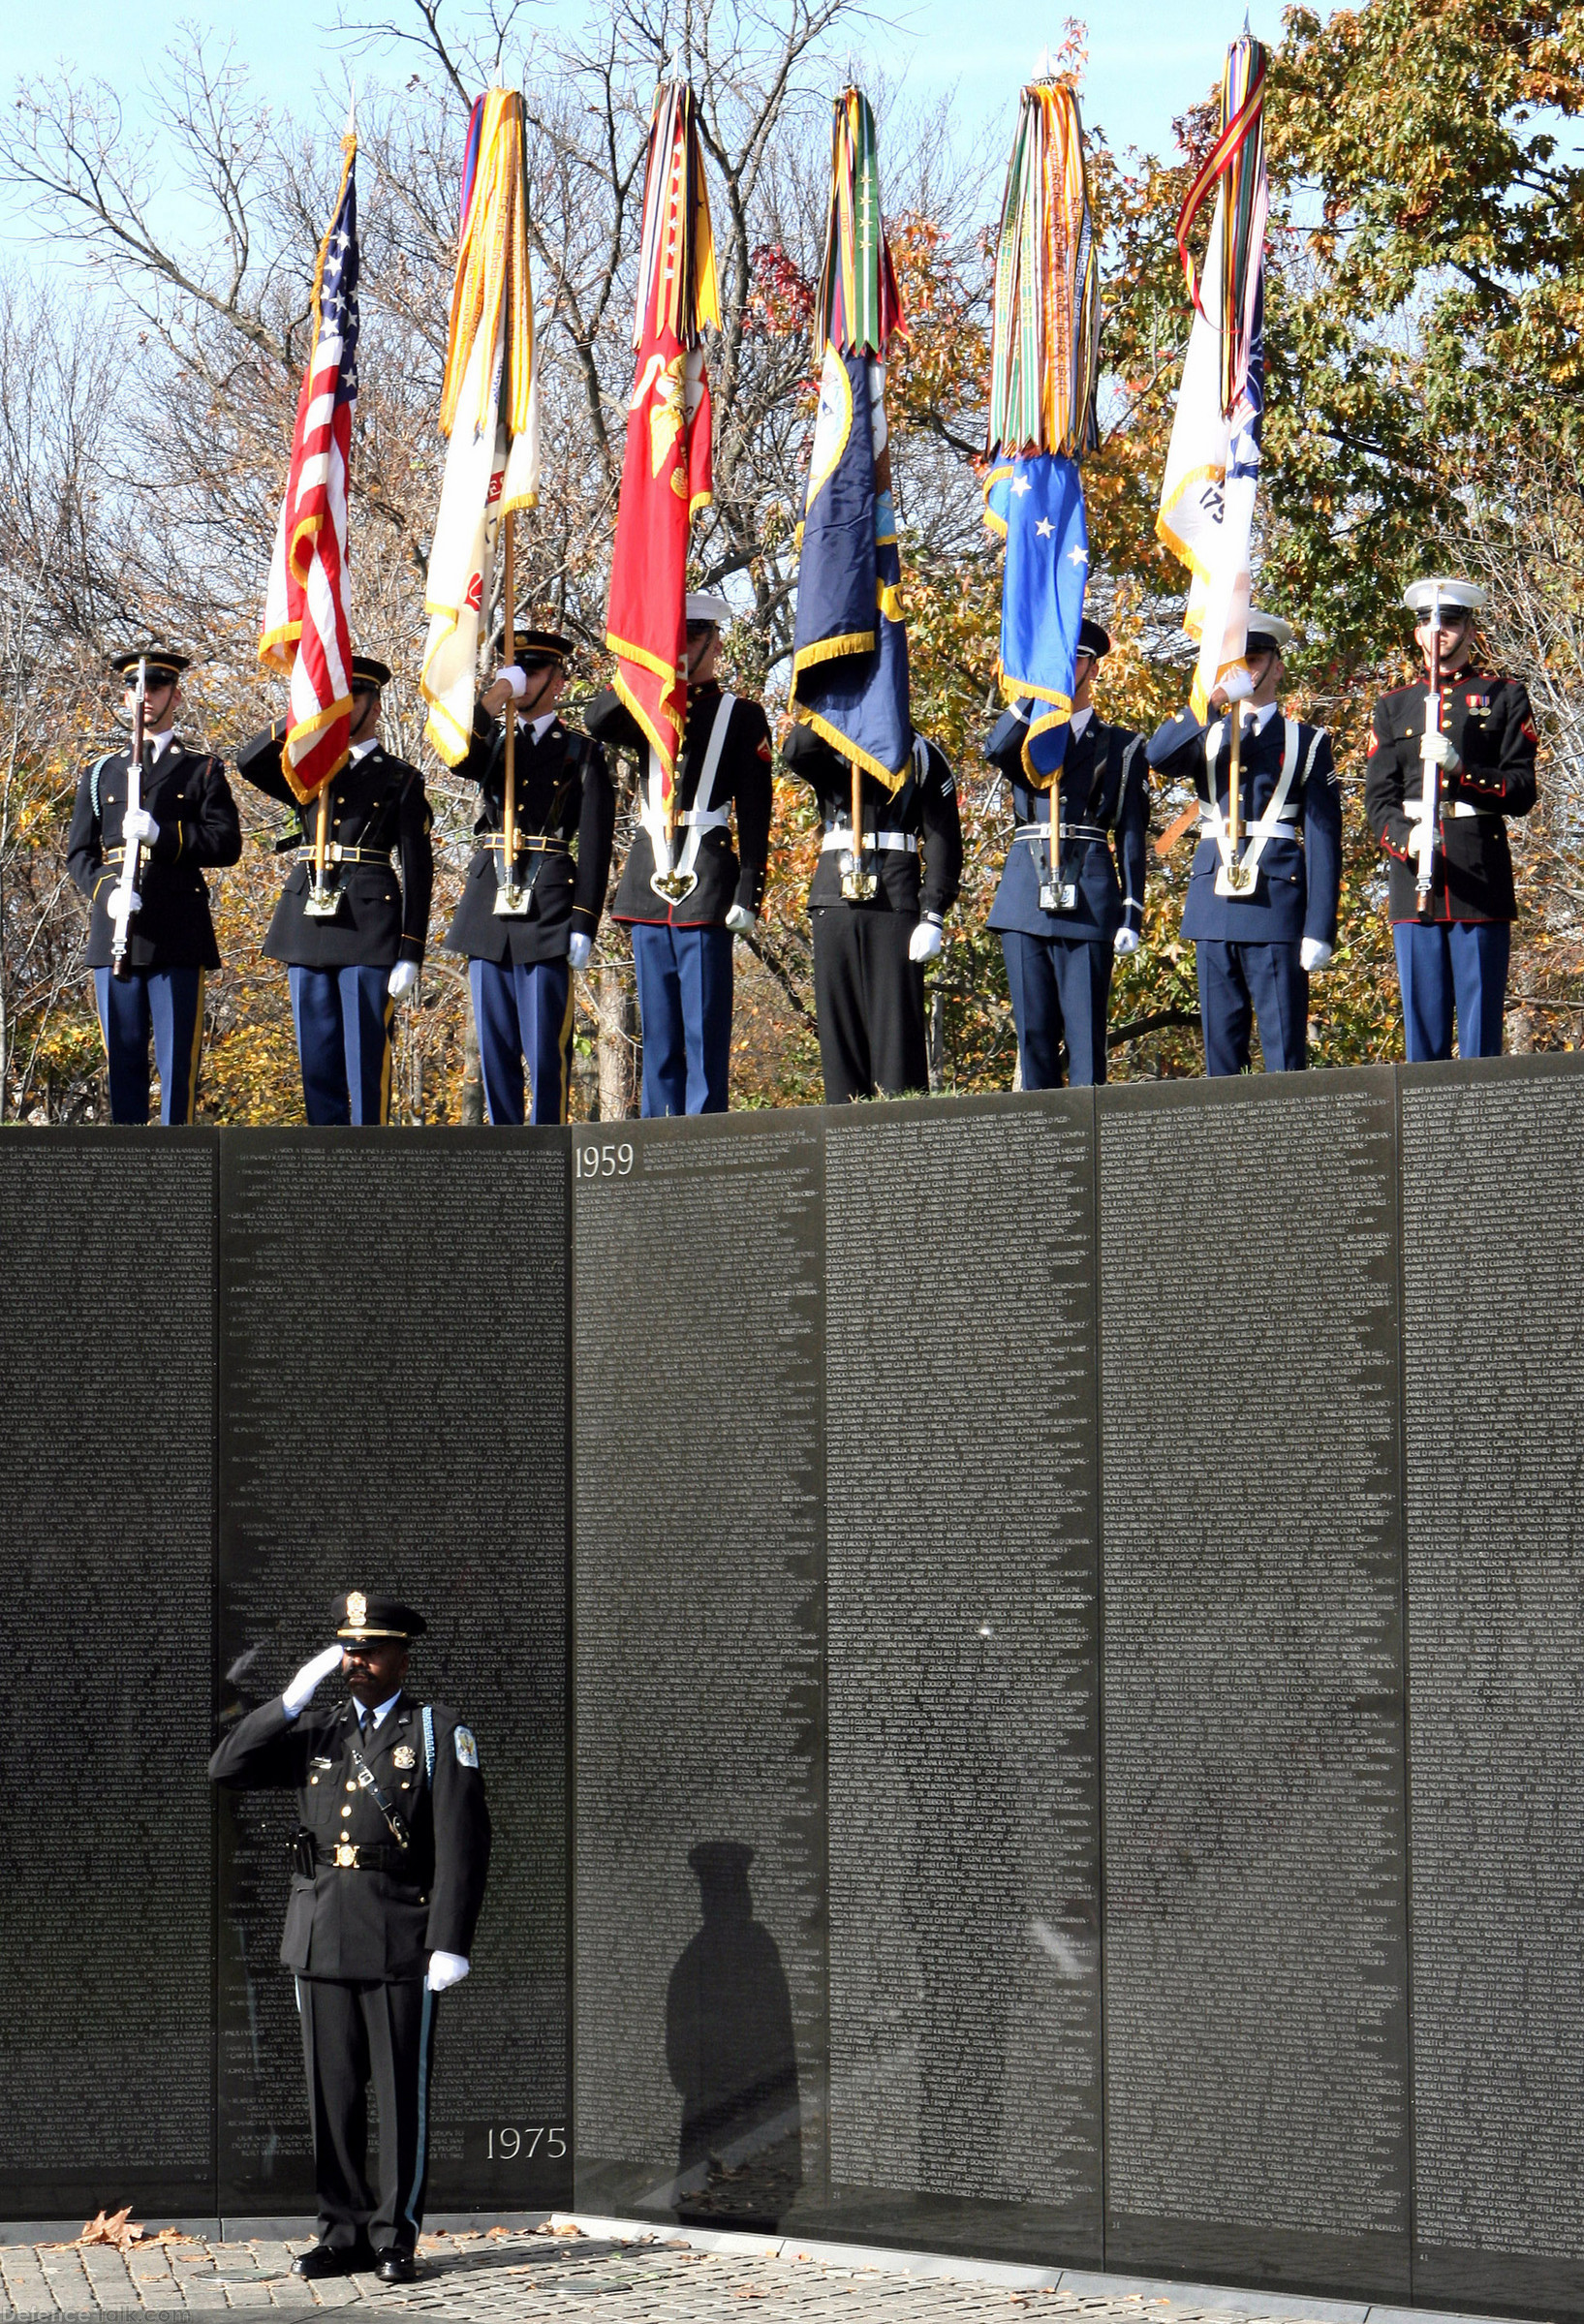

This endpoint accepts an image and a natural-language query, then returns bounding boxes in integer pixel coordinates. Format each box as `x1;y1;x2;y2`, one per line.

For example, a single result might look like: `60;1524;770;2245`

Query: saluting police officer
235;657;433;1126
779;721;963;1105
585;595;773;1116
445;624;615;1126
209;1594;490;2284
1365;577;1538;1061
66;648;242;1124
984;617;1148;1089
1148;611;1341;1076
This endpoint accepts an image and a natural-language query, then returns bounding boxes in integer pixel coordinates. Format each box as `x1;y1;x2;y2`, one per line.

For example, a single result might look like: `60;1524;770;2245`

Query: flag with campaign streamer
982;79;1100;784
788;86;912;791
419;87;540;766
1156;35;1269;721
259;125;360;802
605;83;718;795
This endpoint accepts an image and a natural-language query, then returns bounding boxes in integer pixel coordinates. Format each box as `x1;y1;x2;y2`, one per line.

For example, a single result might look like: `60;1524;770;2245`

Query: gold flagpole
1227;701;1243;871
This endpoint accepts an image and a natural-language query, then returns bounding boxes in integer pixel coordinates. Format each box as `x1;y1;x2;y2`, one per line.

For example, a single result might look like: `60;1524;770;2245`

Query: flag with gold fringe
1155;35;1269;721
604;83;718;796
982;78;1100;785
419;86;539;766
788;86;911;791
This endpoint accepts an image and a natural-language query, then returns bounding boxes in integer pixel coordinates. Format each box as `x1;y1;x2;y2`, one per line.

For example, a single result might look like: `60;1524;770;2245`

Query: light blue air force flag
984;451;1090;783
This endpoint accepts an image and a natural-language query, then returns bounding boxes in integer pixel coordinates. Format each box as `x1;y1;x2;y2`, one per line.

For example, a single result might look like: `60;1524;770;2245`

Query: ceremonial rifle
494;516;531;915
1416;582;1443;918
108;656;147;980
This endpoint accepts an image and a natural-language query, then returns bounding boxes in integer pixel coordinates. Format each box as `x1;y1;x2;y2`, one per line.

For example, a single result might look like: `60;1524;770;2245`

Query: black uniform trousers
812;909;926;1103
297;1973;438;2258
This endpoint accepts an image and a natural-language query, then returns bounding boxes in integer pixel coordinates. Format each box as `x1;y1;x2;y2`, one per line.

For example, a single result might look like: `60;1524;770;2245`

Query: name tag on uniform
310;1755;334;1769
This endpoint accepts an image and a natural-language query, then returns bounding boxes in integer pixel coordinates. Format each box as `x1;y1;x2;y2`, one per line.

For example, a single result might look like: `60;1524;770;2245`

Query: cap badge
347;1591;367;1628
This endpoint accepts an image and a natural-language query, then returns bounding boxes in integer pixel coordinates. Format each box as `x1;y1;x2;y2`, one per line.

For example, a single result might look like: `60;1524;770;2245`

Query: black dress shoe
375;2251;419;2284
292;2244;371;2280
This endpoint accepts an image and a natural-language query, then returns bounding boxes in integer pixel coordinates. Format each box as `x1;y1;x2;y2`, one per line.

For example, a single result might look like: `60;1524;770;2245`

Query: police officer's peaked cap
1403;576;1487;618
493;620;573;666
1245;609;1296;654
1077;618;1112;659
109;647;191;683
332;1591;427;1643
350;654;392;690
688;1840;755;1878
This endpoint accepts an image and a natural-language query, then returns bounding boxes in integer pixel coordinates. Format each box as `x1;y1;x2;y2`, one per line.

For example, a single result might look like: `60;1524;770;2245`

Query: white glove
122;806;160;847
1300;937;1334;973
1113;927;1142;957
113;890;143;914
1420;728;1461;772
725;904;756;936
388;960;419;1002
908;917;944;963
283;1641;346;1719
504;666;528;699
427;1951;470;1994
567;931;593;972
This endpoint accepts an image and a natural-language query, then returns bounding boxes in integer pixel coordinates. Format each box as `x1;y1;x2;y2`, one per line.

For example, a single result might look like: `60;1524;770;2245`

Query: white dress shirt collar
1069;705;1095;742
350;734;380;762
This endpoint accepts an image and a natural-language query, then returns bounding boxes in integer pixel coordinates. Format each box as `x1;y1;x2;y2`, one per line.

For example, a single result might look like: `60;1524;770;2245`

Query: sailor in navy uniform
235;656;433;1126
66;648;242;1124
444;625;615;1126
1364;576;1538;1061
585;594;773;1116
209;1593;490;2285
984;617;1147;1088
1147;611;1342;1076
779;721;963;1104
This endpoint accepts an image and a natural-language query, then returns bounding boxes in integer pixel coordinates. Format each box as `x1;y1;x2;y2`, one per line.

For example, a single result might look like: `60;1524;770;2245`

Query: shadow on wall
663;1840;802;2229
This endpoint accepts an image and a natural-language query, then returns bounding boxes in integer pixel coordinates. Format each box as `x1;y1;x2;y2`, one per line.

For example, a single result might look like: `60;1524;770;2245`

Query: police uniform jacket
585;684;773;928
209;1689;490;1983
1148;705;1342;946
67;739;241;971
1364;667;1537;923
236;726;434;971
445;710;615;968
984;707;1148;945
780;724;963;917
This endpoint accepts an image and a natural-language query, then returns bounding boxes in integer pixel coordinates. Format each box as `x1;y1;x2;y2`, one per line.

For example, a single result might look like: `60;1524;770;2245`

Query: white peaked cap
1404;576;1487;616
685;593;732;627
1246;609;1296;650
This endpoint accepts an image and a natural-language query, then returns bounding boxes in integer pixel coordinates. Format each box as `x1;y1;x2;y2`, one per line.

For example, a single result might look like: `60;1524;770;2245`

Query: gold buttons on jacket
341;1805;353;1818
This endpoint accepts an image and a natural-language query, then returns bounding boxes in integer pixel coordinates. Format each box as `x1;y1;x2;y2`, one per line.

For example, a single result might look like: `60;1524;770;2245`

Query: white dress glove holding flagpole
283;1642;346;1719
426;1951;470;1994
908;917;944;963
1420;728;1461;772
568;932;593;972
1113;927;1142;956
1300;938;1334;973
388;960;419;1001
725;904;756;936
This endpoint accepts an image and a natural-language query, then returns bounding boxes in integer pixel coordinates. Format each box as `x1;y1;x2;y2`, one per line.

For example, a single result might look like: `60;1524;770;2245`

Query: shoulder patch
453;1724;480;1769
1366;731;1379;756
757;736;771;760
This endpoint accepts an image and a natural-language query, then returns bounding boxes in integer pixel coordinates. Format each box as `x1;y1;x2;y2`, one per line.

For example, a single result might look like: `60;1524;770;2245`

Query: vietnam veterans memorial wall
0;1059;1582;2313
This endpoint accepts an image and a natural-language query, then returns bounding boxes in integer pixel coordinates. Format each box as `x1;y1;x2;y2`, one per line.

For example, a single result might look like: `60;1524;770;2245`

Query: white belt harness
1199;716;1321;880
643;692;735;885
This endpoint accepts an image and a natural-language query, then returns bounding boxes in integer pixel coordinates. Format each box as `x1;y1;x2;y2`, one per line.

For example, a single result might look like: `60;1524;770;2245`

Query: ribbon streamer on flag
982;78;1100;784
259;121;360;801
604;83;719;796
1155;35;1270;720
788;86;911;790
420;87;540;766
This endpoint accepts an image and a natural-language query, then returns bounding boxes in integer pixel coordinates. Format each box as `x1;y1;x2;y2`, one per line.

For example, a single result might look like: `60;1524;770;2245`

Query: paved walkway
0;2220;1504;2324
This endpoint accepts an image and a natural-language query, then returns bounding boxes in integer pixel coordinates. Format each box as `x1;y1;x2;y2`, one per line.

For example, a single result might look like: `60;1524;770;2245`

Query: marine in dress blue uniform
66;648;242;1124
235;657;434;1126
984;618;1147;1089
1148;612;1342;1076
1364;576;1538;1062
209;1593;490;2285
585;595;773;1116
444;626;615;1126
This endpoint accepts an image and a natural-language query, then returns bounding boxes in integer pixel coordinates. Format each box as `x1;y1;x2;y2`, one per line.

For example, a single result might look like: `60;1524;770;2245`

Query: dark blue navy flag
984;451;1089;783
790;347;911;789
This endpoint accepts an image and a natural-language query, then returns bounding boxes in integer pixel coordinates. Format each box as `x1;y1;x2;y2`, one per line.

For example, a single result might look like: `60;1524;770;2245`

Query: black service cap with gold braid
109;647;191;683
333;1590;427;1643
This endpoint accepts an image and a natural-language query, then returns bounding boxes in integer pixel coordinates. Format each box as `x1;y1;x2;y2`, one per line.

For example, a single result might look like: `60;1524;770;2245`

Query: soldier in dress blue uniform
585;595;773;1116
235;657;433;1126
1148;611;1342;1076
209;1592;490;2285
66;648;242;1123
1364;577;1538;1061
983;618;1148;1089
779;721;962;1104
444;625;615;1126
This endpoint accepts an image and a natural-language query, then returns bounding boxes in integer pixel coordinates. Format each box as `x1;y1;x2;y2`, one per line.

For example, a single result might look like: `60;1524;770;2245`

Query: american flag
260;134;360;801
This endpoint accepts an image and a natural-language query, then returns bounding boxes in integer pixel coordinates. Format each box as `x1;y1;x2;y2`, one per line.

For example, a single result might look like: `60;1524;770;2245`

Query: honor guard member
235;657;433;1126
585;594;773;1116
67;649;242;1124
1365;577;1538;1061
209;1593;490;2284
779;721;963;1104
984;618;1148;1088
1148;611;1341;1076
444;624;615;1125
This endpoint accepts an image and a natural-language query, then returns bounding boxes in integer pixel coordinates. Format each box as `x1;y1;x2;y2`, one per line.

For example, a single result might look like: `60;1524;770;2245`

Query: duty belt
821;826;917;853
317;1840;408;1873
1014;821;1110;844
294;845;393;866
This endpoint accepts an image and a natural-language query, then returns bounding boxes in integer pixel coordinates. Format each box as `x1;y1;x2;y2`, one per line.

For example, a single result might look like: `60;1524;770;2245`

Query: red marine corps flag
260;109;360;800
605;83;719;801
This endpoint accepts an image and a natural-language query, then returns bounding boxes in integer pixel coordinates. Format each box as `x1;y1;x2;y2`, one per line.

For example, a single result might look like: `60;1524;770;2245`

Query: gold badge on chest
393;1745;416;1768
